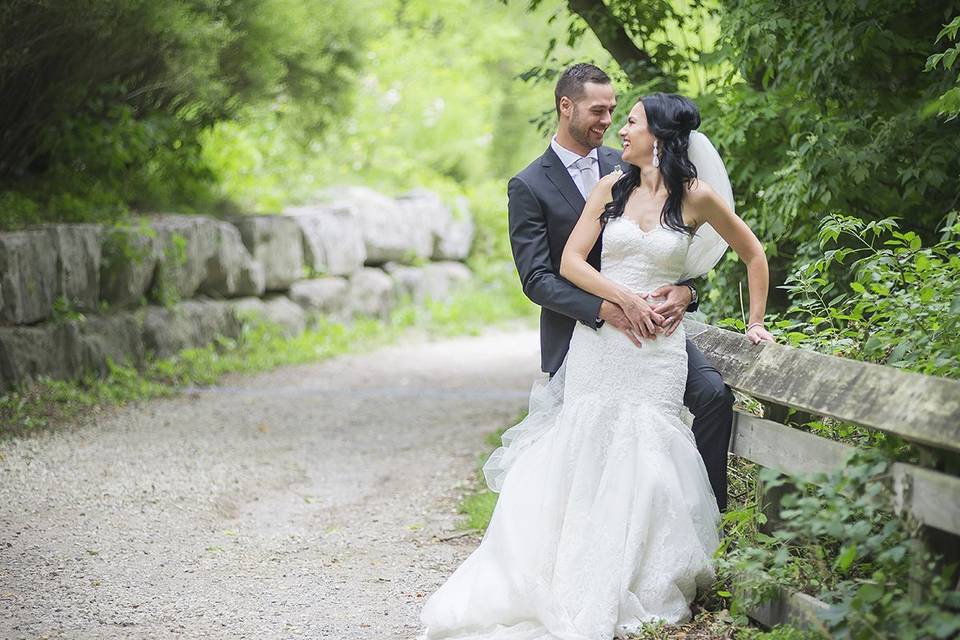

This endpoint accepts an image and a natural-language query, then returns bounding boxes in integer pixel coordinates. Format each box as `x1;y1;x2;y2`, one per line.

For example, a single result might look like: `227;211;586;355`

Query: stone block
386;261;471;304
99;223;158;308
141;299;241;359
0;230;58;324
200;220;265;298
46;224;102;311
0;323;75;388
396;189;474;260
261;295;307;336
147;215;220;303
323;186;432;265
233;215;304;290
285;205;366;276
348;267;395;319
289;277;349;316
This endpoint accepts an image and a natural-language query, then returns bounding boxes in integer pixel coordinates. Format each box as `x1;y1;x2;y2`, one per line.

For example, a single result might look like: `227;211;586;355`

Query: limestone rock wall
0;188;476;390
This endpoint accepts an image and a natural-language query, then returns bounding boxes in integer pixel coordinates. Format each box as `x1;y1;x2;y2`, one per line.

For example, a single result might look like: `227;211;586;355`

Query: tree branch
565;0;675;90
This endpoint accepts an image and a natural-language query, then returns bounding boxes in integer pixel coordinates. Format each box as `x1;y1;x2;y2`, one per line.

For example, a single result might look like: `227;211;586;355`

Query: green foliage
200;0;611;212
460;491;499;532
718;450;960;640
456;422;514;533
700;1;960;316
99;220;157;310
715;0;960;231
925;16;960;120
51;297;86;323
777;214;960;377
0;0;369;226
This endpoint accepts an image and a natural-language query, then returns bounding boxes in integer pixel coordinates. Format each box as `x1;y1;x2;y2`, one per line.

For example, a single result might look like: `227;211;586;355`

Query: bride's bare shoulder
683;179;726;227
684;178;727;211
684;178;718;201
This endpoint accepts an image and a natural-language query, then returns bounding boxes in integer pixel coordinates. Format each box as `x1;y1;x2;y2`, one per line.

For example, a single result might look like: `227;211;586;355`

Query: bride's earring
652;140;660;168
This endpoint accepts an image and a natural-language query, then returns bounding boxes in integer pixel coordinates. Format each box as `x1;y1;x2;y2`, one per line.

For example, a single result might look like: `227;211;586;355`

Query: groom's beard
568;111;604;150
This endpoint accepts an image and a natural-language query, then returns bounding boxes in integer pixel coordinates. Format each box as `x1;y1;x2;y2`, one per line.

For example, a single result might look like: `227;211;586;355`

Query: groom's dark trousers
507;144;735;511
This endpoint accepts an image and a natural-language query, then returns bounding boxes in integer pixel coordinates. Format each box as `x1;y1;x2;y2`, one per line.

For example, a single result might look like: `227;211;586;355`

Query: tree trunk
565;0;675;91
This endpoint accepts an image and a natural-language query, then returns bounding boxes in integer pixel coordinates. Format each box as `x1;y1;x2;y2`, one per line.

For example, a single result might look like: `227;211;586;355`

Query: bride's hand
646;284;693;336
617;291;664;340
746;324;775;344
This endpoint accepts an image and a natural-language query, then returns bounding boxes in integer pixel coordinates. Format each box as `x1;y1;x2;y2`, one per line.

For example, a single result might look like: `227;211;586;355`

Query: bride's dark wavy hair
601;93;701;235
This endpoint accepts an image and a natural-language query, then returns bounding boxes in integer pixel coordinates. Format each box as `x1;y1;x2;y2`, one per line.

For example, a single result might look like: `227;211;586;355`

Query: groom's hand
598;300;644;348
646;284;693;336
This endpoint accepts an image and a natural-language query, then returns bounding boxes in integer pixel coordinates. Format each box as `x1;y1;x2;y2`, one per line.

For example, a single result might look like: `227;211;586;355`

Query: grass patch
0;276;537;438
456;422;518;532
0;317;395;437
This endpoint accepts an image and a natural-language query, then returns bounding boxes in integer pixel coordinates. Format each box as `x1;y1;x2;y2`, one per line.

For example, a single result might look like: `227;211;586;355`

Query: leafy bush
0;0;368;226
695;3;960;319
777;214;960;378
925;16;960;120
718;451;960;640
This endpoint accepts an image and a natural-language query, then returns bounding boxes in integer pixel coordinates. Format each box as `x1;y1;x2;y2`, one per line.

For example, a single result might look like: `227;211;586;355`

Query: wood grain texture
731;412;960;535
687;321;960;452
744;584;833;631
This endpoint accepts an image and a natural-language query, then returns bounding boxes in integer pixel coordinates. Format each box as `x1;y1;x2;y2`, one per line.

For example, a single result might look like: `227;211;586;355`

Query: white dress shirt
550;137;600;199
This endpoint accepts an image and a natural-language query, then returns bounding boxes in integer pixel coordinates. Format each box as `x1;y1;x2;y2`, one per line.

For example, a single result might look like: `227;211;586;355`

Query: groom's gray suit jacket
508;144;701;374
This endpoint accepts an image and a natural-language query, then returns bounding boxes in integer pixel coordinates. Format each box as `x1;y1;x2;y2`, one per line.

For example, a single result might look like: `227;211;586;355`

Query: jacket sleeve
508;175;603;327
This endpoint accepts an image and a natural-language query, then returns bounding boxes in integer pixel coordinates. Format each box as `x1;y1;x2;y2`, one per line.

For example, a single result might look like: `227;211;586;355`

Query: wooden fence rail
687;321;960;627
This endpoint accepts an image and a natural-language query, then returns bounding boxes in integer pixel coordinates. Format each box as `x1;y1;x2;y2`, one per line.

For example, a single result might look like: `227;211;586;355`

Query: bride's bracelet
746;322;764;333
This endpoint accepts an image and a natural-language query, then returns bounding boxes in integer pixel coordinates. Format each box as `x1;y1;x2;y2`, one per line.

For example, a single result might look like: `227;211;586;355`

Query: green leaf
857;583;884;603
835;543;858;572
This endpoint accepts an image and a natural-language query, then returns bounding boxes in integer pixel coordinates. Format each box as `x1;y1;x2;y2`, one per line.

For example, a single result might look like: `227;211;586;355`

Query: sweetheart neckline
613;216;666;236
612;216;696;240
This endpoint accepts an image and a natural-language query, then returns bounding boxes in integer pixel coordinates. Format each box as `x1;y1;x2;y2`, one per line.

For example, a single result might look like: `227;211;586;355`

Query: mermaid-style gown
420;217;720;640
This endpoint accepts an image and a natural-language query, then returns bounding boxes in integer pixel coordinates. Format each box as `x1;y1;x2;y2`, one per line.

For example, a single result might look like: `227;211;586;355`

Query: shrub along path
0;329;540;639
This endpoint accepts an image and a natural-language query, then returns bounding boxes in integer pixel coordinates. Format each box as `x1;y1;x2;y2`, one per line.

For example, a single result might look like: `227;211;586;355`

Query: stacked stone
0;187;475;389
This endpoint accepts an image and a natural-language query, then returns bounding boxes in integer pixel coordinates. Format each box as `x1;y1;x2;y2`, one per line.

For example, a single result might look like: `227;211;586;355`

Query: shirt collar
551;136;599;169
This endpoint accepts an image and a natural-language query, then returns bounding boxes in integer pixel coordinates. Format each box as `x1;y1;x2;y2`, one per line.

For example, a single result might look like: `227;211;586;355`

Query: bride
419;93;774;640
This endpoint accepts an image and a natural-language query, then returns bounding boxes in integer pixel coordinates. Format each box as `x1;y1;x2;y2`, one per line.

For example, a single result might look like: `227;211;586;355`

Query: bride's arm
560;174;663;338
687;181;774;344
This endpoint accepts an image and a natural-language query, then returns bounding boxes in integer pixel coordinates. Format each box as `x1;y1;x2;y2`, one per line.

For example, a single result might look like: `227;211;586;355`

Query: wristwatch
685;283;698;305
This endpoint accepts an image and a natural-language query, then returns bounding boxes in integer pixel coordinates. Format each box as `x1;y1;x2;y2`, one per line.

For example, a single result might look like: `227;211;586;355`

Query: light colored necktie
574;157;597;197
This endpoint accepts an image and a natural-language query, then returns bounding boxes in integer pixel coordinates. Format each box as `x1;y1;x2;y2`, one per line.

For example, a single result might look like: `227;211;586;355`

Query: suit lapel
597;145;622;178
541;146;585;215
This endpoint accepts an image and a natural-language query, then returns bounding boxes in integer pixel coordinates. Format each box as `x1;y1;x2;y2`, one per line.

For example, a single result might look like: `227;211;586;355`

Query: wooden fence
688;321;960;628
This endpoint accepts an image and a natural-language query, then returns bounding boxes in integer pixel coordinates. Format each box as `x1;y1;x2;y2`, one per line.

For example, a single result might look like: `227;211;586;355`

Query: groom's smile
559;81;616;154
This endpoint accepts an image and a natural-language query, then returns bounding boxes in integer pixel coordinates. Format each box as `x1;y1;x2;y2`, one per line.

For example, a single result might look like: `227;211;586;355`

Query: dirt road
0;328;541;639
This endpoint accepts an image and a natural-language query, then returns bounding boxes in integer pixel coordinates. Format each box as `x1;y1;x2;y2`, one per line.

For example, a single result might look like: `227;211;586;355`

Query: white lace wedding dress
419;217;721;640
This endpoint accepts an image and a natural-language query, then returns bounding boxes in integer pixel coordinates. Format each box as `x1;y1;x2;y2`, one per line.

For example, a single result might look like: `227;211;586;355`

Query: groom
507;63;735;511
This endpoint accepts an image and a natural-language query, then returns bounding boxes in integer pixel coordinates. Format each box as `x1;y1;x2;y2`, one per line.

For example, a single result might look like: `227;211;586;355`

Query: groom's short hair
555;63;611;116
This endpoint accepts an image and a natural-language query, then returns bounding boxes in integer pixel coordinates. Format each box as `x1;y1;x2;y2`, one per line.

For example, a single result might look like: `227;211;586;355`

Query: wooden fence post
757;402;795;535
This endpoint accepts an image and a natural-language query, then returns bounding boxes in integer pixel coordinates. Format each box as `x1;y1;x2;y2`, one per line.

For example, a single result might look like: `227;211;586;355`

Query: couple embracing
420;63;774;639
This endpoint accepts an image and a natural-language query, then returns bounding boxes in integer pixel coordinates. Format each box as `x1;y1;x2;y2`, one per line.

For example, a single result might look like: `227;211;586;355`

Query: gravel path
0;328;541;639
